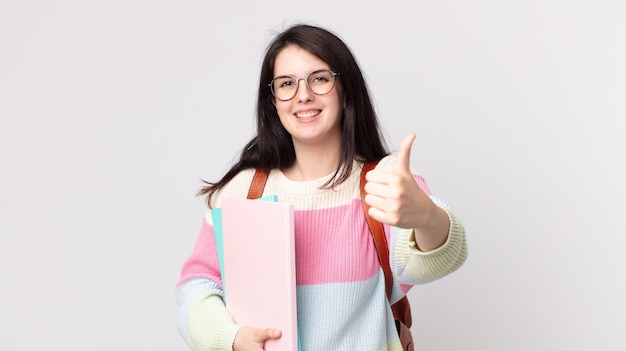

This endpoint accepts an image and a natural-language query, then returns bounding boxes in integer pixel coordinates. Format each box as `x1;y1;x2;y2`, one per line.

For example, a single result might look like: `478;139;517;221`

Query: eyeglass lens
271;70;336;101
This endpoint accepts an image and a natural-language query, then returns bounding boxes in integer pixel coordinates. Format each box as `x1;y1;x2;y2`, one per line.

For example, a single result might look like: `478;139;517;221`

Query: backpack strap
360;162;412;328
247;168;269;199
248;163;412;327
359;162;394;300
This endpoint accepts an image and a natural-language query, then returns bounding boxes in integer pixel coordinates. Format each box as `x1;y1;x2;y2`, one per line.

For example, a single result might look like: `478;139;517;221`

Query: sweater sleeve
175;212;241;350
392;196;467;285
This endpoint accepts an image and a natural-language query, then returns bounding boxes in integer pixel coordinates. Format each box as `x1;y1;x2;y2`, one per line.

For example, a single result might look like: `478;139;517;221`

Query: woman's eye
310;72;332;84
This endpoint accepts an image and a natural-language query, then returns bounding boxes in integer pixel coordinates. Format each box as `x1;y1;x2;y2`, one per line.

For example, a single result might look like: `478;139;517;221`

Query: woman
176;23;467;350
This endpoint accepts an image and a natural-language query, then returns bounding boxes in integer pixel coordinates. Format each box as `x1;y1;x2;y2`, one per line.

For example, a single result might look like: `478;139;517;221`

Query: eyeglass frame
268;69;340;101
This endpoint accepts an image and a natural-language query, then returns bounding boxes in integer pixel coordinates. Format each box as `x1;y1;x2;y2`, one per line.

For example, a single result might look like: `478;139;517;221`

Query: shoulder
373;155;396;171
373;155;425;177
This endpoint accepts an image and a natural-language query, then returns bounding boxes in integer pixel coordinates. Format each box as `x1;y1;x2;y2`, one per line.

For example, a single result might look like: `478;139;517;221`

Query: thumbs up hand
363;133;436;230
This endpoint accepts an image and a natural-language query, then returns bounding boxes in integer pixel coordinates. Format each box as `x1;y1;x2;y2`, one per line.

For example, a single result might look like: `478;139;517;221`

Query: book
211;195;278;290
214;196;299;351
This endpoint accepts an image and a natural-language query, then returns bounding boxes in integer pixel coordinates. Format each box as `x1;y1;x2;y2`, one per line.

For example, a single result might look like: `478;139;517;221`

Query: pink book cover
220;197;299;351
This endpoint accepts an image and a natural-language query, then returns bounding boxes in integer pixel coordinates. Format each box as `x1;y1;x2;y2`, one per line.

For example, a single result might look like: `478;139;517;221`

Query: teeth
295;111;319;119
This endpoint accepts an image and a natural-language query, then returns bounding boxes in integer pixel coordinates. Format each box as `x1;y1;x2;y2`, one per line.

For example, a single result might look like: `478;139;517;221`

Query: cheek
274;103;288;117
274;103;292;126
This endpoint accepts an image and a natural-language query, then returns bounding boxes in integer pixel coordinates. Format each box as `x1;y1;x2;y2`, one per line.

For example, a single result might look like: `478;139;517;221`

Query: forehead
274;45;330;76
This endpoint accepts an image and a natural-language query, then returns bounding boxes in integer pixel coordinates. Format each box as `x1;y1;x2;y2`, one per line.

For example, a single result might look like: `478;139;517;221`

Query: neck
283;140;341;181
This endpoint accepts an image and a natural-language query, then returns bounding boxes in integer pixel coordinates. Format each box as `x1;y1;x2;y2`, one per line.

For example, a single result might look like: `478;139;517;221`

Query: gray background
1;1;625;350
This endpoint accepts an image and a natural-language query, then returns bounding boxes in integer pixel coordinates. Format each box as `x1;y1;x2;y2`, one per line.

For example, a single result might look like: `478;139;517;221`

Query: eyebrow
273;68;331;78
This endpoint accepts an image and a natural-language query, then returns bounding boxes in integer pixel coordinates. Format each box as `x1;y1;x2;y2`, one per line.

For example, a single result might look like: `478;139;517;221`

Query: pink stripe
177;193;422;288
293;200;380;286
176;218;223;288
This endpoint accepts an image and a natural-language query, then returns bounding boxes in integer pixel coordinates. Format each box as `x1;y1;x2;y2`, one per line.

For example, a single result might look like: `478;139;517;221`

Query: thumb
264;328;282;339
393;133;416;174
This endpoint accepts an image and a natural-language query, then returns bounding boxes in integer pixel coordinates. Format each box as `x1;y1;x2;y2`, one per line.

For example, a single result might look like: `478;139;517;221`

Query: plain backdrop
1;1;625;350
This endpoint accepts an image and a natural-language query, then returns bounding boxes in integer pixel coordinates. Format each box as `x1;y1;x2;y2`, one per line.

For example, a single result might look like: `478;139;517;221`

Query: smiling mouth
295;110;321;119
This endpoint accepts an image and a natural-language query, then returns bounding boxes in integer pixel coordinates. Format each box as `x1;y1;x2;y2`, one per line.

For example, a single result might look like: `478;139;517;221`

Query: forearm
177;279;240;351
412;202;450;252
393;200;467;283
188;294;241;351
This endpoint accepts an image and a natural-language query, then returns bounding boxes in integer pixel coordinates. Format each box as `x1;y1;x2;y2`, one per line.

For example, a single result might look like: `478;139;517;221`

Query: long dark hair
199;24;389;206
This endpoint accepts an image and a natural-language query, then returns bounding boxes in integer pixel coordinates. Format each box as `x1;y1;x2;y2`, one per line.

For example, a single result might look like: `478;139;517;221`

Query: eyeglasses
269;69;339;101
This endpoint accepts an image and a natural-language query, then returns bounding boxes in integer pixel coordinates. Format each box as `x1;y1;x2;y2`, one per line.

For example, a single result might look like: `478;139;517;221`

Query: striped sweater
176;155;467;350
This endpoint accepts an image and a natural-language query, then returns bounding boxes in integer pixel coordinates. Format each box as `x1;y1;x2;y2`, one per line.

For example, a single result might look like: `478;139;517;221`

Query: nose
295;77;313;101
